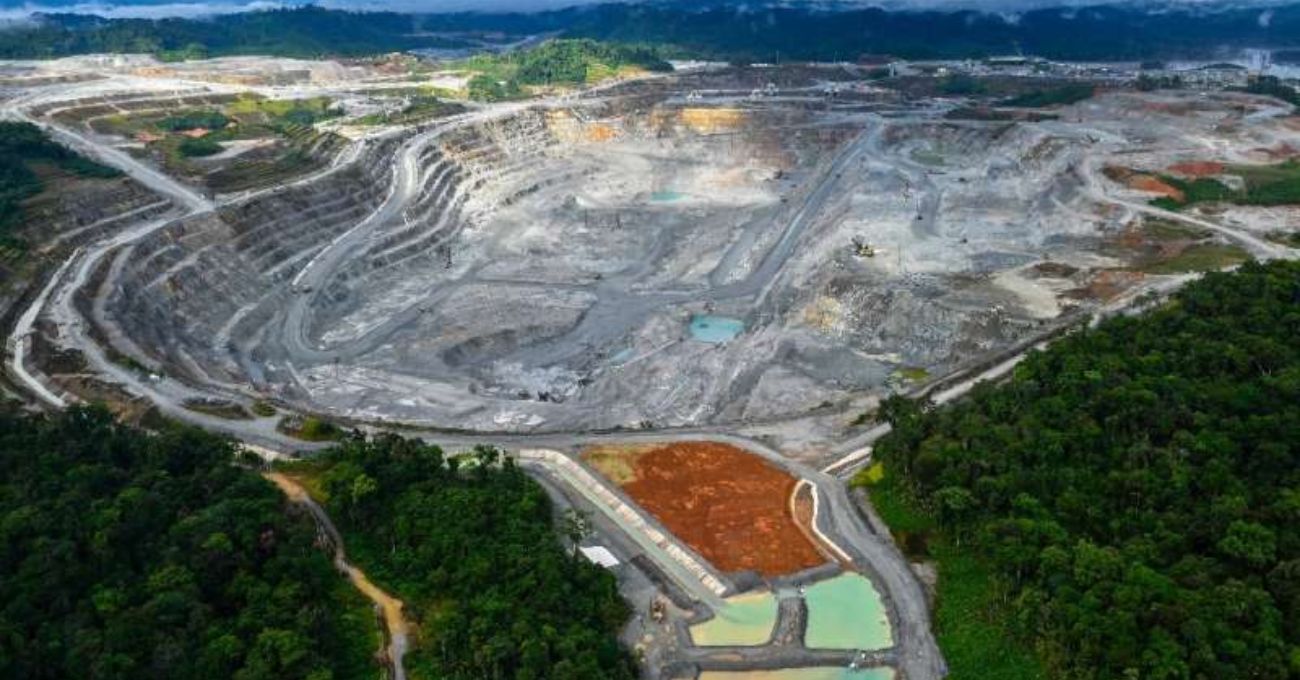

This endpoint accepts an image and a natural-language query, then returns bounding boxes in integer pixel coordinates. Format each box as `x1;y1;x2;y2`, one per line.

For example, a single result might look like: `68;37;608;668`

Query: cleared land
584;441;825;577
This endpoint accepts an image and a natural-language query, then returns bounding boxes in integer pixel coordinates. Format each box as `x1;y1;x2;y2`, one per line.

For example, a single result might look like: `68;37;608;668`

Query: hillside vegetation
0;7;463;60
863;260;1300;679
0;406;376;680
1151;160;1300;210
461;39;672;101
0;122;120;244
280;436;636;680
7;5;1300;62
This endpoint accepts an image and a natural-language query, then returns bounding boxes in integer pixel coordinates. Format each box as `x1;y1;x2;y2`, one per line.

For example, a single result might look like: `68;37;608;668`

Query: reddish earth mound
1129;175;1185;201
615;442;824;577
1167;161;1224;177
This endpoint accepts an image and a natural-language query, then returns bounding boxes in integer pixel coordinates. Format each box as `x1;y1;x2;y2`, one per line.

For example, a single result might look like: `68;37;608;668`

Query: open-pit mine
4;54;1298;680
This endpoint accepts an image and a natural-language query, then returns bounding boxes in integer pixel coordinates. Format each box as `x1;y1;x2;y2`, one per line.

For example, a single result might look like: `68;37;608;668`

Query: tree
560;508;593;560
348;472;378;522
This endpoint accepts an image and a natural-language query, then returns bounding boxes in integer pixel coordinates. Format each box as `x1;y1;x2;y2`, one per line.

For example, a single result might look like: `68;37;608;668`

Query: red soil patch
615;442;824;577
1129;175;1185;201
1167;161;1224;177
1088;269;1145;300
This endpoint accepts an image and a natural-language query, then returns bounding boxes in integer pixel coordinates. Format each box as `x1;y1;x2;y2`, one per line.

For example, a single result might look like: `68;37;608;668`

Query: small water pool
803;573;893;651
699;668;894;680
689;315;745;343
689;591;778;646
650;190;685;202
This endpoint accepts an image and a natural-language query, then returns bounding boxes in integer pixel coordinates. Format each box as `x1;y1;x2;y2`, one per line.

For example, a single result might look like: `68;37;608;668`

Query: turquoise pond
650;190;685;202
689;315;745;343
803;573;894;651
689;591;778;646
698;668;894;680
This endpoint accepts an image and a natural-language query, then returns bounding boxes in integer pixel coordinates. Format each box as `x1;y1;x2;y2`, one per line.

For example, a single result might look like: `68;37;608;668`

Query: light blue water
699;668;894;680
803;573;894;651
650;190;685;202
689;315;745;343
689;591;778;646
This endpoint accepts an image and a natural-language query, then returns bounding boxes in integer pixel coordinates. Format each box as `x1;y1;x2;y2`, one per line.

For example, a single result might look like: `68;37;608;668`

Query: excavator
851;235;876;258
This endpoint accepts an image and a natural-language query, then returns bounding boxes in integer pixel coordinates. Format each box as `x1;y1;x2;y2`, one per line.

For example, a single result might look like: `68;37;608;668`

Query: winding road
6;72;1298;680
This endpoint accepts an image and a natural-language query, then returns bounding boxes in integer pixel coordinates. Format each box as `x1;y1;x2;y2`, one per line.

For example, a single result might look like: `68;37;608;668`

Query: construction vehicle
851;236;876;258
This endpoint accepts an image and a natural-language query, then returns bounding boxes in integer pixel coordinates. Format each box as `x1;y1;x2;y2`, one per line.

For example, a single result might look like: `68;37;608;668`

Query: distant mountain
2;3;1300;61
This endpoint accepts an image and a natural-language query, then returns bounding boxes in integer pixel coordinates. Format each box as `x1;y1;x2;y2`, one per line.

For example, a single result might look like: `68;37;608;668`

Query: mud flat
583;441;825;577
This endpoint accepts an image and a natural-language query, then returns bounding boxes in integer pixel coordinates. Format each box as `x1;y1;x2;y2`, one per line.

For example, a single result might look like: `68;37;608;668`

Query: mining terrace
11;58;1295;445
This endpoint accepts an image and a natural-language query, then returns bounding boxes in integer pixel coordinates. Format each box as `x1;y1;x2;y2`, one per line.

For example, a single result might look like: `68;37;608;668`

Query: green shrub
177;135;223;157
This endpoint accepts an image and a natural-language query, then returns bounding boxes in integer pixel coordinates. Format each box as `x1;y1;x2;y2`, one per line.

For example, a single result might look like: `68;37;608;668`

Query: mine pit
16;65;1293;444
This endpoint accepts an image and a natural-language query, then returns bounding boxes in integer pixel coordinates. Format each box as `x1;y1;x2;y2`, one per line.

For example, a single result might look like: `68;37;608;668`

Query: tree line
870;260;1300;679
0;406;376;679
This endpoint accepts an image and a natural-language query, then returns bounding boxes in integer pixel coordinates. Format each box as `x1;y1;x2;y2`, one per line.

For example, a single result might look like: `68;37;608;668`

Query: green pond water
699;668;894;680
690;591;778;646
803;573;894;650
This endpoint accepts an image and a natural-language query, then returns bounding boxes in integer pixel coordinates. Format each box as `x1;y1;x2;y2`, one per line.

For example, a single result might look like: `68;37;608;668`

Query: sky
0;0;1288;21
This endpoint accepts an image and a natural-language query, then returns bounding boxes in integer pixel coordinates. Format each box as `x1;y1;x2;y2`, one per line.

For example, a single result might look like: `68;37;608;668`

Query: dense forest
0;406;377;680
0;121;119;242
286;436;636;680
867;260;1300;679
7;4;1300;62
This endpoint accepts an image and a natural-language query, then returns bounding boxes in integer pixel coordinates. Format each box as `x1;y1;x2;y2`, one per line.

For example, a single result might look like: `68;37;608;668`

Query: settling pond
804;573;893;650
699;668;894;680
690;591;778;646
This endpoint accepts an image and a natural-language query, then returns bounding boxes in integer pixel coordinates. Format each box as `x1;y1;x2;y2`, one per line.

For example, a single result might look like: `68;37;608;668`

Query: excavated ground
86;79;1097;431
584;441;825;578
11;62;1298;437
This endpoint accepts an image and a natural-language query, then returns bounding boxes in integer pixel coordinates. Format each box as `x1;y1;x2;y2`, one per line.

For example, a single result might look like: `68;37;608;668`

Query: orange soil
617;441;824;577
1167;161;1224;177
1129;175;1185;201
585;123;620;142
